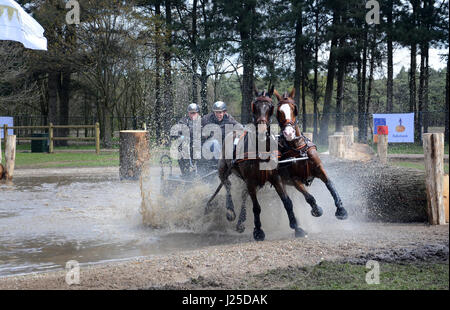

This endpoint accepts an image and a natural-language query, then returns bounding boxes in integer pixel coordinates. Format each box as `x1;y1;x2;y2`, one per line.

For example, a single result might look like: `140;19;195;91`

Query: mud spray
138;153;369;240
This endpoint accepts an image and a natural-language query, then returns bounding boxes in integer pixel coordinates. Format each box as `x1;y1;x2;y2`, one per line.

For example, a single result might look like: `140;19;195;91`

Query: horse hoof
335;207;348;220
236;223;245;233
226;209;236;222
253;228;265;241
295;228;307;238
311;206;323;217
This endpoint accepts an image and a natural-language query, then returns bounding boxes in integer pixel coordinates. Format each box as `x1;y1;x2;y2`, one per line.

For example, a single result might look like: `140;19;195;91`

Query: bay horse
274;88;348;220
216;87;307;241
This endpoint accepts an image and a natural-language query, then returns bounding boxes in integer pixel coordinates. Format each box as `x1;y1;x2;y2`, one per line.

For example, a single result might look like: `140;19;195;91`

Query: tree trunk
191;0;198;104
154;2;163;143
423;44;429;134
48;72;59;127
359;31;368;143
318;11;338;144
119;130;150;180
239;3;256;124
335;59;345;133
366;34;376;137
293;1;303;130
313;1;319;140
163;0;173;143
386;0;394;112
418;44;425;142
57;70;70;147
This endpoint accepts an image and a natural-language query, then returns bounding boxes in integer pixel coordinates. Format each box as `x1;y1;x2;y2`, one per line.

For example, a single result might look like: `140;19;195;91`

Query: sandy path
0;223;447;290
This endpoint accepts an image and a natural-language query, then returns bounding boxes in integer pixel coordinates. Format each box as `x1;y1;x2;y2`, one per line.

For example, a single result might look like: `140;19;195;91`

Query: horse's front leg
272;176;307;238
236;188;248;233
292;180;323;217
308;148;348;220
247;185;265;241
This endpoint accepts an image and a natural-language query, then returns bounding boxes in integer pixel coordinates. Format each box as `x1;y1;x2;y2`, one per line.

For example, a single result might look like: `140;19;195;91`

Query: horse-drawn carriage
159;154;219;196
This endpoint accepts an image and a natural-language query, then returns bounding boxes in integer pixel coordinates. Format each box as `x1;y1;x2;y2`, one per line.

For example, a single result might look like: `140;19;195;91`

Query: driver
201;101;243;161
177;103;201;176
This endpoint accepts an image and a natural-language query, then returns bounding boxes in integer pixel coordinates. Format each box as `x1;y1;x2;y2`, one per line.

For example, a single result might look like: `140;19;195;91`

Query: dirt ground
0;222;447;290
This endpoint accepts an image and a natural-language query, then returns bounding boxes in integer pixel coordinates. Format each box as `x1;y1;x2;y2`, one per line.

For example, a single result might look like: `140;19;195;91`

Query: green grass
248;261;449;290
370;142;449;155
1;151;119;168
391;161;450;174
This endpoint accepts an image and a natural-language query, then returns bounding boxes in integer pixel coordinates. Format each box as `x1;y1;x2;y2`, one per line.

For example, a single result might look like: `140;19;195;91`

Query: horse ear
254;83;259;97
289;87;296;99
268;85;274;98
273;89;282;102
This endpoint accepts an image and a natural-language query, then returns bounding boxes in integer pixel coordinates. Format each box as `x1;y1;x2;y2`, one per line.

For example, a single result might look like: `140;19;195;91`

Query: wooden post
303;132;313;141
377;134;388;165
49;123;54;153
4;135;16;180
95;122;100;155
328;135;345;158
343;125;354;148
423;133;446;225
3;124;7;147
444;174;449;223
0;134;3;179
119;130;150;180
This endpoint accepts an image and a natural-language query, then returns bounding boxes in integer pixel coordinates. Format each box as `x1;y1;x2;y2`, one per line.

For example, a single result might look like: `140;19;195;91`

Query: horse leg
292;180;323;217
272;176;307;238
308;148;348;220
224;179;236;222
247;185;265;241
236;189;248;233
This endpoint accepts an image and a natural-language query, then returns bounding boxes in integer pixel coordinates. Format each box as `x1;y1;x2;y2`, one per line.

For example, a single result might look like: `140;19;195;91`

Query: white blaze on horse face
279;104;292;122
283;125;296;141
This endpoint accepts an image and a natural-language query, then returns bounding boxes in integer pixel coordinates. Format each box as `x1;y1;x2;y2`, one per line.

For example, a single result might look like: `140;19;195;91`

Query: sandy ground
0;222;447;290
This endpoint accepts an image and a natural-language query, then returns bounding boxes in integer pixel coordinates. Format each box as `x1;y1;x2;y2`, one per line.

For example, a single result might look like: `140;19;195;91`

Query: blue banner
0;117;14;139
373;113;414;143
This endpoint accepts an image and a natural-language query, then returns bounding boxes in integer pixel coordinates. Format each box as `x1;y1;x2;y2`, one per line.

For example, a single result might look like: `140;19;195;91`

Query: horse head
274;88;298;141
251;85;274;125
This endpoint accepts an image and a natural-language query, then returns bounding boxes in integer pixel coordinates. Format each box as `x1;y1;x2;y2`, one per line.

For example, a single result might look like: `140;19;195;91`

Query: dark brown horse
274;88;348;220
216;87;307;241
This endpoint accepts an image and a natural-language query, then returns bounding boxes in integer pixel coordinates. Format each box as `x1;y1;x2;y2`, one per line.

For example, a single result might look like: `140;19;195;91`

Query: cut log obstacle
119;130;150;180
423;133;446;225
4;135;16;180
343;126;354;148
322;156;428;222
329;135;345;158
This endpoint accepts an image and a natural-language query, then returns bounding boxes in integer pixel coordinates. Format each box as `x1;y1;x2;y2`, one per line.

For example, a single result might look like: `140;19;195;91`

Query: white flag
0;0;47;50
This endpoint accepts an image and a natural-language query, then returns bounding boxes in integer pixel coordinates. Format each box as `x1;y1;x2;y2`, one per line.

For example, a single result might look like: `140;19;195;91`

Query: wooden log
444;174;449;223
423;133;446;225
4;135;16;180
119;130;150;180
328;135;345;158
377;134;388;165
0;136;3;179
321;156;428;223
343;125;354;147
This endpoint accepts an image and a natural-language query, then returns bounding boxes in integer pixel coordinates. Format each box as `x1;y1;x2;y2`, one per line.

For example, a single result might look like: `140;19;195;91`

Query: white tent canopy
0;0;47;50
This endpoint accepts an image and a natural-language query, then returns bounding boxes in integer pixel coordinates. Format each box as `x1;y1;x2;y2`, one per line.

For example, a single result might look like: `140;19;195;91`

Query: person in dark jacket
177;103;201;177
201;101;243;164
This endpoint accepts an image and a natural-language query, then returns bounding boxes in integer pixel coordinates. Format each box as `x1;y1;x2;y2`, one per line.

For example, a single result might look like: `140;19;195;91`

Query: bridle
251;95;274;125
277;99;297;129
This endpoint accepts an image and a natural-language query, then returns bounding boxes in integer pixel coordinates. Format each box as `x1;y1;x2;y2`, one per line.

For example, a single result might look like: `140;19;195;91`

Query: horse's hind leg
224;179;236;221
308;148;348;220
293;180;323;217
272;176;307;238
236;189;248;233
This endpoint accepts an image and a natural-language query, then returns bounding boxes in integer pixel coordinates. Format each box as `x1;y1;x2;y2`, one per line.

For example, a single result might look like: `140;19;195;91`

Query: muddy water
0;158;369;278
0;168;252;277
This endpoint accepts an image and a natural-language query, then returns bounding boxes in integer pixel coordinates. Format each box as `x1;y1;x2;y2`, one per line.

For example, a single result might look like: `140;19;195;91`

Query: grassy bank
370;142;449;155
243;260;449;290
390;161;450;174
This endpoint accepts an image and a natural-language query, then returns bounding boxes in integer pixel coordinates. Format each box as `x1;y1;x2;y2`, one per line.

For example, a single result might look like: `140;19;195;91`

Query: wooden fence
2;123;100;154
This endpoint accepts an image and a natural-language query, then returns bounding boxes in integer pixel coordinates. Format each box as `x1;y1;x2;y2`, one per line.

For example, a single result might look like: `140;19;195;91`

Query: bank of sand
0;223;447;290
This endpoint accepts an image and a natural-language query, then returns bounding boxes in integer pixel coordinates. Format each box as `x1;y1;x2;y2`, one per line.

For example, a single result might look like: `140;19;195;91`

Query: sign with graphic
373;113;414;143
0;116;14;139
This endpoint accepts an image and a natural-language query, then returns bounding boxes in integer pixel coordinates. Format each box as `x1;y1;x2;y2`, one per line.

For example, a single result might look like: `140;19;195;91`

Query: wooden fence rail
2;123;100;154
